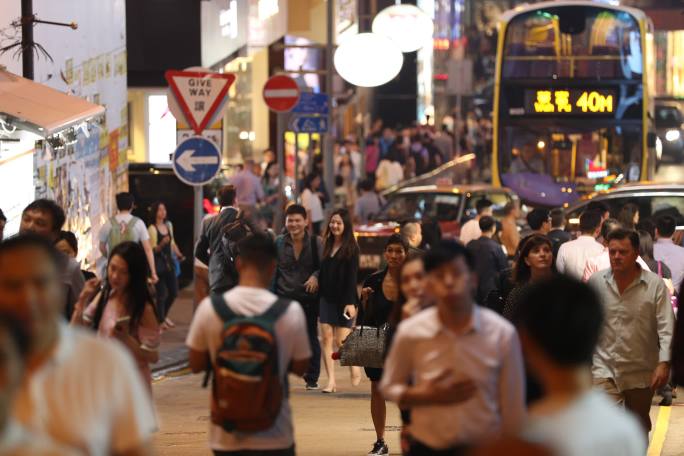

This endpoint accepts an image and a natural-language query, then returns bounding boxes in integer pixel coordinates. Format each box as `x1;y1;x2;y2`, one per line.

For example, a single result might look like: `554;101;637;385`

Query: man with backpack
195;185;260;295
273;204;323;390
98;192;157;283
187;233;311;456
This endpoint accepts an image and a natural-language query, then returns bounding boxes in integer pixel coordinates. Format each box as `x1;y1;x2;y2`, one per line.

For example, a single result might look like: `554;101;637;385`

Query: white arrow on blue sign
292;93;329;114
292;116;328;133
172;136;221;186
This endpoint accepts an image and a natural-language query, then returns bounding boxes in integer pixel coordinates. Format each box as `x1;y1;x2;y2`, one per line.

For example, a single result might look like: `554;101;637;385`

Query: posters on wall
0;0;128;267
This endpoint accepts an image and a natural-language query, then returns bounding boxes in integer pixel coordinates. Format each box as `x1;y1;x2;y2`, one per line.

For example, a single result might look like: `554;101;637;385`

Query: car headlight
665;129;681;142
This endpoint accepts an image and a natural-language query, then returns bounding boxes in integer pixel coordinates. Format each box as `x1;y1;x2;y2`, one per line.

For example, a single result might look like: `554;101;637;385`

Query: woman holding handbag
148;202;185;329
318;208;361;393
358;234;408;456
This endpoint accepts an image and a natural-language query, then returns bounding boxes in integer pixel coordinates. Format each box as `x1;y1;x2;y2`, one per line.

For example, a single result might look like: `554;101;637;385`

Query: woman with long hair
618;203;640;230
358;234;408;456
72;242;160;388
503;234;554;322
148;201;185;330
318;208;361;392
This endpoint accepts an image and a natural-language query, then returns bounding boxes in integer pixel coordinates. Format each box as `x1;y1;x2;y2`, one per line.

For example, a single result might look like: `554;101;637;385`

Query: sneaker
368;440;388;456
305;382;319;390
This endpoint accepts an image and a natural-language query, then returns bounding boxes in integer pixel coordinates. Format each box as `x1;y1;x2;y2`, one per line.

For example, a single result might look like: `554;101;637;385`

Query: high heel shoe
322;386;337;394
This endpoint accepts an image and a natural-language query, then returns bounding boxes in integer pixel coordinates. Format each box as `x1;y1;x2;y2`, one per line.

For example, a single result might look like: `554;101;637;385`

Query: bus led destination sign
525;89;617;115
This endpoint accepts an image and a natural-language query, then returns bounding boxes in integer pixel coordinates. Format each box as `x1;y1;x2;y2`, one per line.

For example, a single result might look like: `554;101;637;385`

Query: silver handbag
339;324;388;368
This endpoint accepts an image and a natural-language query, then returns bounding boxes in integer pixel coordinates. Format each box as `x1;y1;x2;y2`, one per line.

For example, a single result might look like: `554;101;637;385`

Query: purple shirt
229;170;265;206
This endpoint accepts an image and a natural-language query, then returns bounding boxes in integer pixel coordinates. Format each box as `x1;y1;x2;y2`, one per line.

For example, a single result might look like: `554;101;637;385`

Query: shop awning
0;69;104;137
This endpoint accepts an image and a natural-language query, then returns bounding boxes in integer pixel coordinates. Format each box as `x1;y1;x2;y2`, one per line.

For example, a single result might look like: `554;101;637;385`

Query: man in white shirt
582;218;650;282
0;313;81;456
459;198;493;246
517;276;646;456
98;192;157;283
381;240;525;454
0;235;156;456
556;209;603;279
187;233;311;456
654;215;684;290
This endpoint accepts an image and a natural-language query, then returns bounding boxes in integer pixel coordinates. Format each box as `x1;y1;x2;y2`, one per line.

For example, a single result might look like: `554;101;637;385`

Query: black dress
359;269;396;382
319;249;359;328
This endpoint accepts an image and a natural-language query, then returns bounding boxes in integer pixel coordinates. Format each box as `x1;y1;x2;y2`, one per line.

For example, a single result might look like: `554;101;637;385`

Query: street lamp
333;33;403;87
372;4;434;53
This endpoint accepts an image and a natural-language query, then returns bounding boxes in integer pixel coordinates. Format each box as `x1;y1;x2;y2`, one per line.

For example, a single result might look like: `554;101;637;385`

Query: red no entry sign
263;75;300;112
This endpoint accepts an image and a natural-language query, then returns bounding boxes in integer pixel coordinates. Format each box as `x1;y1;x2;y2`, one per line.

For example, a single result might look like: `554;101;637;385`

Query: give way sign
165;69;236;134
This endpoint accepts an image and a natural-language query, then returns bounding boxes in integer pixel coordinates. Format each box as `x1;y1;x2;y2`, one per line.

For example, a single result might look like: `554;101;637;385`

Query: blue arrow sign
172;136;221;186
292;116;328;133
292;93;329;114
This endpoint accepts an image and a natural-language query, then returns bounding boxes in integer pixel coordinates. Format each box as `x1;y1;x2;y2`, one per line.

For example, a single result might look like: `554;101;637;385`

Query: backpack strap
211;293;237;322
261;298;290;321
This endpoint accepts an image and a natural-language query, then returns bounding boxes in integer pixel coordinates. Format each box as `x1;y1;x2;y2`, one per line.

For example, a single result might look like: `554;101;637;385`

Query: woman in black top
319;208;361;393
358;234;407;456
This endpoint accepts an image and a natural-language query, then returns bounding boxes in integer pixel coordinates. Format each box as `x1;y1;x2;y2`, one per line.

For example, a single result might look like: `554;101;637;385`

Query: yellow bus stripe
647;406;671;456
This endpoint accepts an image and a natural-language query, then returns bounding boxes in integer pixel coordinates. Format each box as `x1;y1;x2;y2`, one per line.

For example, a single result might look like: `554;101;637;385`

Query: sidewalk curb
152;359;189;378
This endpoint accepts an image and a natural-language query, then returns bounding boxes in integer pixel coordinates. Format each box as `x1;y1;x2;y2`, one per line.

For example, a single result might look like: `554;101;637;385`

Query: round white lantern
372;4;434;53
333;33;403;87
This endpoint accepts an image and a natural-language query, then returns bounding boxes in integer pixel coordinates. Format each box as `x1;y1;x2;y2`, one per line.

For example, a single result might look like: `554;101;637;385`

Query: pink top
84;293;160;386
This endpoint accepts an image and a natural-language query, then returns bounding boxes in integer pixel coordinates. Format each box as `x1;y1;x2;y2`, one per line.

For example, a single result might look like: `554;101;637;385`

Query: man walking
187;234;311;456
500;202;520;258
460;199;493;246
195;185;254;294
526;208;551;236
654;215;684;290
229;159;265;218
0;235;156;455
517;276;646;455
19;199;85;317
588;228;674;435
556;210;603;279
546;208;571;257
355;179;384;224
273;204;323;390
381;240;525;454
467;216;509;305
401;222;423;255
98;192;157;283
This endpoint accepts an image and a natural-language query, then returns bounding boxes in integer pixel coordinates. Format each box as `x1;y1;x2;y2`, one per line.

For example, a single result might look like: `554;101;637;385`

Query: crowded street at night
2;1;684;455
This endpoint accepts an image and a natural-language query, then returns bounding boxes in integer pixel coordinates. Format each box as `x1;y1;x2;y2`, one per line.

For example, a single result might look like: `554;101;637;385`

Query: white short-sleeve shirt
98;213;150;245
186;286;311;451
301;189;324;224
12;324;157;456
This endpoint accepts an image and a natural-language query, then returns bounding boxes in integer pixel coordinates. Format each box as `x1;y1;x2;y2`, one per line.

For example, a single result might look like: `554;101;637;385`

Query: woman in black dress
319;208;361;393
358;234;408;456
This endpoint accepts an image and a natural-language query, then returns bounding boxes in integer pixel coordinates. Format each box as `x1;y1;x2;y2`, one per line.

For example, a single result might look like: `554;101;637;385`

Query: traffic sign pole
275;113;286;233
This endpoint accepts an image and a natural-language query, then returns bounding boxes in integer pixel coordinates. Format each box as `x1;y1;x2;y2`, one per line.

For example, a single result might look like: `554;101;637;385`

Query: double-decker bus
492;1;657;207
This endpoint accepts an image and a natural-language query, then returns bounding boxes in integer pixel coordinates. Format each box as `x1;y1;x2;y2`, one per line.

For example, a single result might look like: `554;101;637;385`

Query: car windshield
656;106;683;127
375;193;462;222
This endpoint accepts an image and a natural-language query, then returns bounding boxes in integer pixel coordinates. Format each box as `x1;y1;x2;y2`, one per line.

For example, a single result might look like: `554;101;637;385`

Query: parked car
564;183;684;231
355;184;519;272
656;104;684;162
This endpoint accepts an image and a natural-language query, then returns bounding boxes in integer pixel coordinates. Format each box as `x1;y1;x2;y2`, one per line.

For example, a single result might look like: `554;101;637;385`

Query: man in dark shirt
273;204;324;390
467;216;509;305
547;208;572;258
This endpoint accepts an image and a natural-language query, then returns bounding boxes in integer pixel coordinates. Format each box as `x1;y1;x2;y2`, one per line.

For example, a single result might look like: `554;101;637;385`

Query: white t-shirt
524;390;646;456
375;160;404;190
301;188;324;223
98;213;150;246
12;324;157;456
186;286;311;451
556;236;604;279
460;218;482;246
0;420;81;456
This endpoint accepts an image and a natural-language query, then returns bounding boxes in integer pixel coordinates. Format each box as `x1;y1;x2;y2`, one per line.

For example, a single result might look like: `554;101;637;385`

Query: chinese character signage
525;89;617;115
